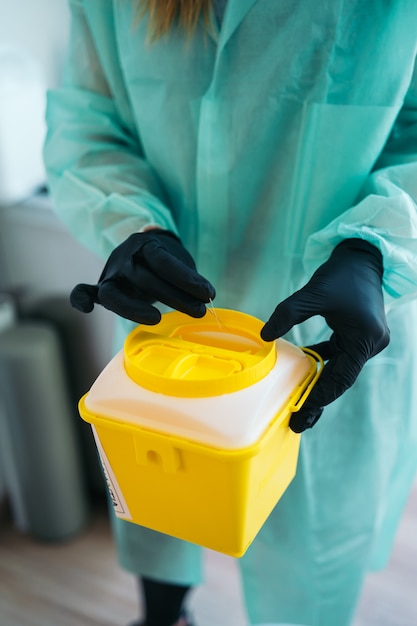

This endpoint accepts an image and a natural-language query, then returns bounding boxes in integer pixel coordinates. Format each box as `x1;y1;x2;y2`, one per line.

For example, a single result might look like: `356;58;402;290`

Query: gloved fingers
98;280;162;325
140;270;208;318
289;347;367;433
309;348;367;406
70;283;99;313
98;271;209;323
261;288;323;341
305;336;337;362
289;405;324;433
139;240;216;302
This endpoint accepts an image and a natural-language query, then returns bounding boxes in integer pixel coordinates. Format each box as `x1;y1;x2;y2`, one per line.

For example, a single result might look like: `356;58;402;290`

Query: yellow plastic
79;309;323;557
124;309;276;397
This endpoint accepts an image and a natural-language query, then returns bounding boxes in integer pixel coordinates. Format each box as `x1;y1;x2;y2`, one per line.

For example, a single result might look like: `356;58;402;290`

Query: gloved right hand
261;238;390;433
70;230;216;324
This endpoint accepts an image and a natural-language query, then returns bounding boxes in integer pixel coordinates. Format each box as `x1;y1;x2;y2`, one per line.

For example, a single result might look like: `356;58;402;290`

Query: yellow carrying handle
290;348;324;413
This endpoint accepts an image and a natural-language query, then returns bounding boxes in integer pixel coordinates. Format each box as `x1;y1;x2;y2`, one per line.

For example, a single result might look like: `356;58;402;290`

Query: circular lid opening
123;309;276;397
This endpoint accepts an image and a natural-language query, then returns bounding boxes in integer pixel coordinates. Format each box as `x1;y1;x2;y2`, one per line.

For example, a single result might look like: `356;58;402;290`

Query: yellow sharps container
79;309;322;557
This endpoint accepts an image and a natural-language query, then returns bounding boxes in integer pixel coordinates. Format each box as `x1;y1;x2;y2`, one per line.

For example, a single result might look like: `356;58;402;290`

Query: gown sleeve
43;0;179;261
304;57;417;307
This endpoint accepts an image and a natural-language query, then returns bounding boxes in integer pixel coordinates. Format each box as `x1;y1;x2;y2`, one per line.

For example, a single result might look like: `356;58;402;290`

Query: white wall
1;0;70;89
0;0;115;368
0;0;71;205
0;0;113;359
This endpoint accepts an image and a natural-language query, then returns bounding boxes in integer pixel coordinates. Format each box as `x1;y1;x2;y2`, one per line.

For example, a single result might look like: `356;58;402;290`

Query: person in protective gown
43;1;417;625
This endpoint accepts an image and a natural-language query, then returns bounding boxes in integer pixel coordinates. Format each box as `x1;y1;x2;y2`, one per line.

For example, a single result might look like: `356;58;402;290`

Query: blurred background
0;0;113;507
0;2;416;625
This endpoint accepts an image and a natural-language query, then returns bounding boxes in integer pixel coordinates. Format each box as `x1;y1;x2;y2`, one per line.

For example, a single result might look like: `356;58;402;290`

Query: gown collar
209;0;258;50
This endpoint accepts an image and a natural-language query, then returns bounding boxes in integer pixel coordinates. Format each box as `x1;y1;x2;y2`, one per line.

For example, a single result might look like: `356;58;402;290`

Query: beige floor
0;482;416;626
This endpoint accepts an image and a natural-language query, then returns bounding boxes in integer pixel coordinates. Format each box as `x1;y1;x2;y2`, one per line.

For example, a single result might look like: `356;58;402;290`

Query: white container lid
84;315;316;449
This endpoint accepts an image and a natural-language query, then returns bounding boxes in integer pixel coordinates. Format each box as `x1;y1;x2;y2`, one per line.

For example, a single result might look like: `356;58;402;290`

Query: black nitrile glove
70;230;215;324
261;239;390;433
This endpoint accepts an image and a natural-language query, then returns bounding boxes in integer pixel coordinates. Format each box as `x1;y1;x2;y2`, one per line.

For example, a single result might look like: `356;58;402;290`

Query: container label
91;426;132;520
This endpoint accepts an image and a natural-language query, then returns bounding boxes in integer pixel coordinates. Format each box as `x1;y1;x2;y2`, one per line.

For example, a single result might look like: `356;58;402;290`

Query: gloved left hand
70;230;215;324
261;238;390;433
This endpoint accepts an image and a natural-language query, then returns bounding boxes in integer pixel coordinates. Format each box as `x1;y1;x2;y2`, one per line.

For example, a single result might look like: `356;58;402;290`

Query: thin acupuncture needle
207;299;229;330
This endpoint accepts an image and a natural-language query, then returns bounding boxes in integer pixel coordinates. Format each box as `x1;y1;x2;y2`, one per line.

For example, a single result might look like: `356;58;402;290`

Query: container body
79;309;321;556
81;397;301;557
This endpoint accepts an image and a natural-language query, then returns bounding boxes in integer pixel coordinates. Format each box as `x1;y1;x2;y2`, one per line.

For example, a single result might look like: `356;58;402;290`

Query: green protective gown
44;2;417;625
